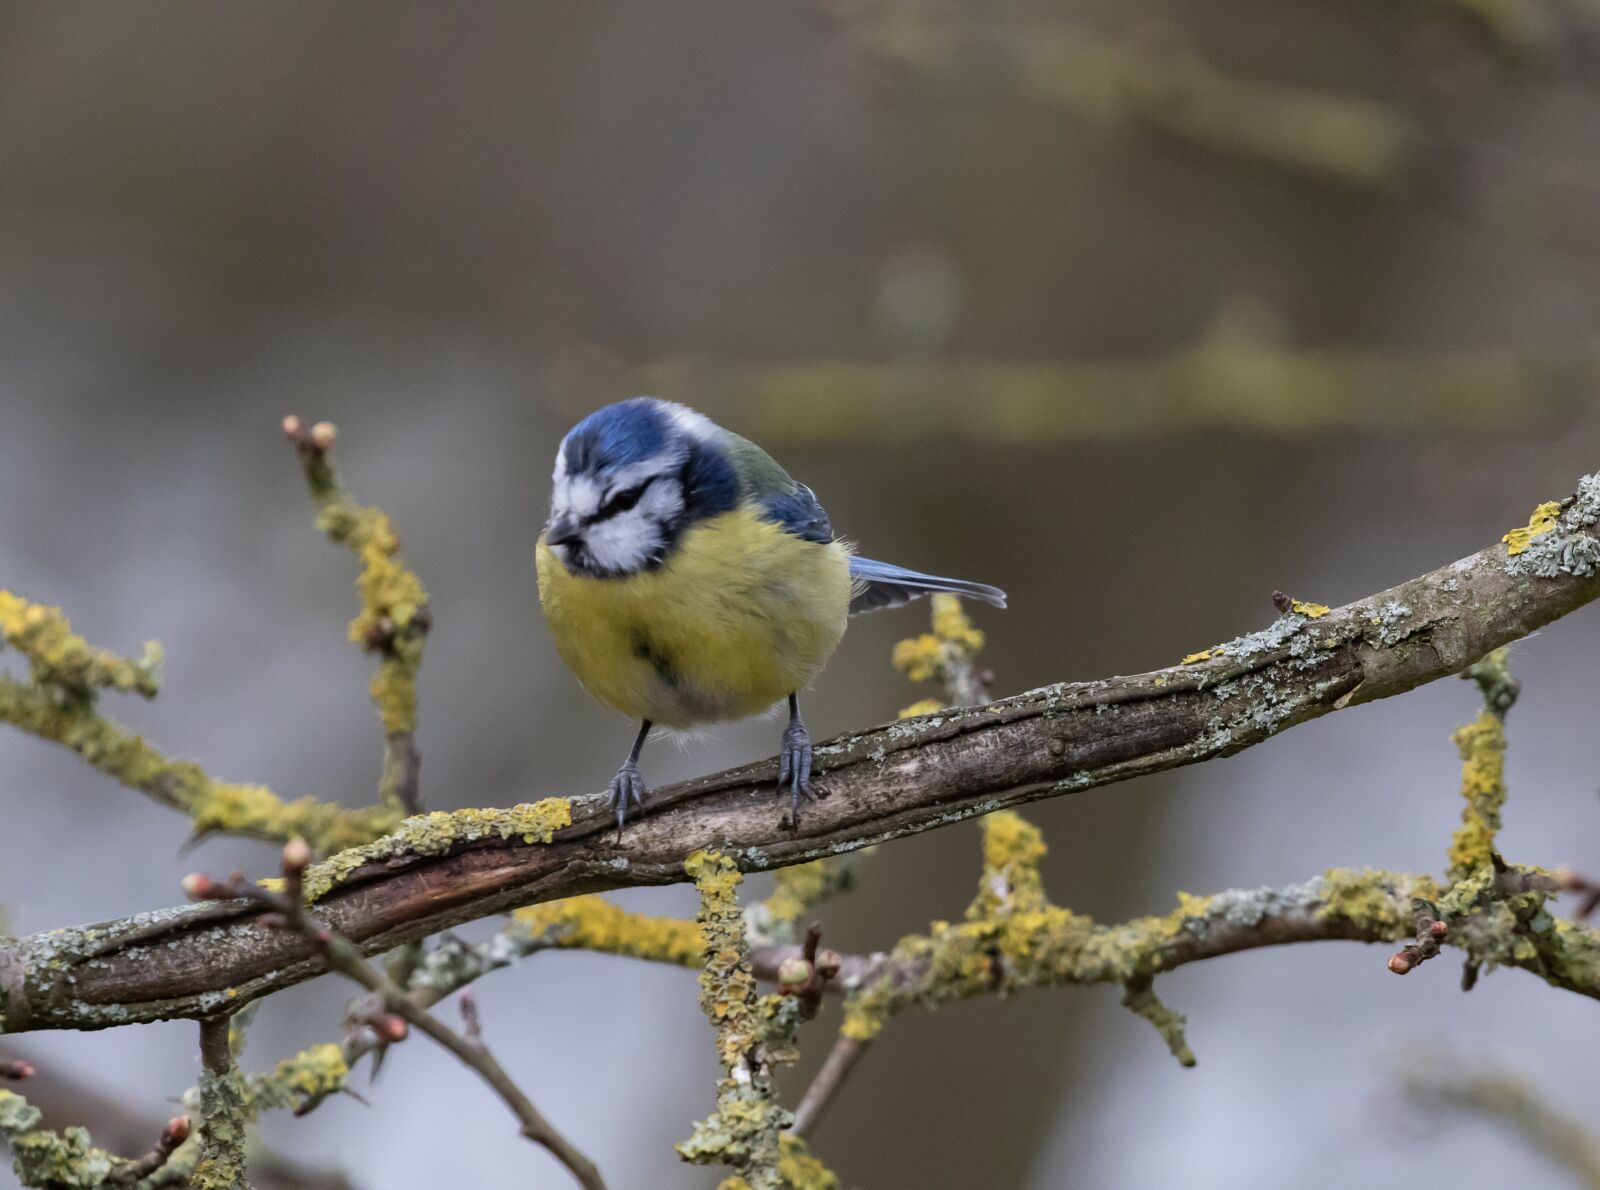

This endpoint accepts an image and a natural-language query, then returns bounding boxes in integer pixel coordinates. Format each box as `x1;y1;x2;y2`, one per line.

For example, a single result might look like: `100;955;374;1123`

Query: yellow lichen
1448;709;1507;878
1181;649;1214;664
764;861;832;928
929;593;984;652
1316;867;1438;935
776;1134;839;1190
299;798;572;903
893;593;988;705
1503;500;1562;556
890;634;943;682
510;895;702;966
898;697;945;719
0;672;397;852
1290;599;1331;618
967;811;1050;919
246;1044;349;1112
679;851;798;1189
291;432;431;820
0;591;162;697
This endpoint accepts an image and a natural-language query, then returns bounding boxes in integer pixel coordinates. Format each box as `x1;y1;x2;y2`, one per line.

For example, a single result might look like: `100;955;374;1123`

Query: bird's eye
598;479;652;519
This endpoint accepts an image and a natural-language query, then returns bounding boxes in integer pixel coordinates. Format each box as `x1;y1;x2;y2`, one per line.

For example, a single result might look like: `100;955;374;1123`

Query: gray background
2;3;1600;1187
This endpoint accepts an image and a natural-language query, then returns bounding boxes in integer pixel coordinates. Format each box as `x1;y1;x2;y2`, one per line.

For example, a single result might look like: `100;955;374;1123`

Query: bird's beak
546;515;582;549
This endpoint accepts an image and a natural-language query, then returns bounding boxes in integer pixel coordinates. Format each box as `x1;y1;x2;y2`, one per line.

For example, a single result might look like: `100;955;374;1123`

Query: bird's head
544;397;739;578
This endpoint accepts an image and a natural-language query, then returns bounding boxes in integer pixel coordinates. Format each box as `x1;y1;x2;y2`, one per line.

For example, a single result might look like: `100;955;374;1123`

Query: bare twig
105;1115;191;1186
186;841;606;1190
791;1034;869;1138
1387;899;1451;975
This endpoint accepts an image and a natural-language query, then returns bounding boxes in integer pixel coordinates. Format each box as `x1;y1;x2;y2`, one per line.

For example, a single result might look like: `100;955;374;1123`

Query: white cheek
584;509;661;572
640;482;684;522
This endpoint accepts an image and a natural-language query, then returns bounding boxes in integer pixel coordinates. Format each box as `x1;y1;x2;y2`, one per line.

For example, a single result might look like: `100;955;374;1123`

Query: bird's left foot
608;760;647;843
778;718;823;828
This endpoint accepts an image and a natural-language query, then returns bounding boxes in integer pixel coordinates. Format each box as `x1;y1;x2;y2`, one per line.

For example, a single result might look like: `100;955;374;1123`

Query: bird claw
608;761;647;842
778;720;822;828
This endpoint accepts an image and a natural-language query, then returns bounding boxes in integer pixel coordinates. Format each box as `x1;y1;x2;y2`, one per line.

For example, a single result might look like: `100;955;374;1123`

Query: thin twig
188;841;607;1190
106;1116;192;1186
791;1034;870;1138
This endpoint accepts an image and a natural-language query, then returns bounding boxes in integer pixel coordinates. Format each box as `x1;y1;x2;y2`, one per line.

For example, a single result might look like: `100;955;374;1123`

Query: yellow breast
536;504;853;729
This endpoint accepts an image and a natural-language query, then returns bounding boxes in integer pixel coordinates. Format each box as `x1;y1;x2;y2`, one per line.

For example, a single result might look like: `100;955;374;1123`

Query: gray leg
609;719;651;841
778;693;822;826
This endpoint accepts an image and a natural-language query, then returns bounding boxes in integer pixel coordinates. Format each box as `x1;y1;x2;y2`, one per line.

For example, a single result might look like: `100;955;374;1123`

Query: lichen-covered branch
6;471;1600;1032
1448;647;1516;879
191;1016;247;1190
676;852;808;1189
0;1081;187;1189
283;416;431;817
0;594;397;852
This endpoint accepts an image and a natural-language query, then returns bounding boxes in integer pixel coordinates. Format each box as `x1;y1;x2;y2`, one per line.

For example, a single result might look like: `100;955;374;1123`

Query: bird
535;397;1006;838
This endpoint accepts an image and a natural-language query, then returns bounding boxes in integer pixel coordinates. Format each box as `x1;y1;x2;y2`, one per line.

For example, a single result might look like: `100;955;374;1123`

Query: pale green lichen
841;860;1450;1048
190;1068;248;1190
155;1043;351;1186
1121;978;1195;1067
295;798;573;903
1315;867;1439;936
718;1136;839;1190
1506;473;1600;578
0;1089;127;1188
678;851;813;1190
245;1044;349;1114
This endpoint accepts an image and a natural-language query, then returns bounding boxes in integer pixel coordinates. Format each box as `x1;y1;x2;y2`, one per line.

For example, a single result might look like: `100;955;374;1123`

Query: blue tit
536;397;1006;836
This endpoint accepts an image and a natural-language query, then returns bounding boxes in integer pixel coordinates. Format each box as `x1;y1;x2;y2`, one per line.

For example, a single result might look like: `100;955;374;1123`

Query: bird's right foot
608;761;647;842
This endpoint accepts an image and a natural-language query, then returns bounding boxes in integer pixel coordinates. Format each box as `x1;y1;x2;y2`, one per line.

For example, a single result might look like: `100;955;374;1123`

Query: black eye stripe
595;476;656;519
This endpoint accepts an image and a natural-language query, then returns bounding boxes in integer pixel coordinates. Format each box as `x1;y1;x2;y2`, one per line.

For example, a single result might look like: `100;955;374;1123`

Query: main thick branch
4;476;1600;1033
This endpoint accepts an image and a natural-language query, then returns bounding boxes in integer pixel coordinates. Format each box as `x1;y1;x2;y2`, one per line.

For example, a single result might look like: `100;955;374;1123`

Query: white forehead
550;444;685;518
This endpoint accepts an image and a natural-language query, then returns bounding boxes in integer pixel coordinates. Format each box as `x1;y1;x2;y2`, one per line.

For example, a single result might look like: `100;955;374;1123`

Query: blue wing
740;453;1006;614
758;481;834;545
848;556;1007;614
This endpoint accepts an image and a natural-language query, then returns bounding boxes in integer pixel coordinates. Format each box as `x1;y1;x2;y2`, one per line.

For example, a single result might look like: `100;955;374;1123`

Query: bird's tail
848;556;1008;615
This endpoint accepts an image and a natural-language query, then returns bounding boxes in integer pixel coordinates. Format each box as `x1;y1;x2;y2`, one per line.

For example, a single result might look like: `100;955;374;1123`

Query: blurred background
2;2;1600;1186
